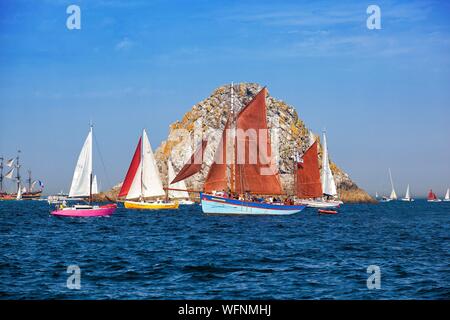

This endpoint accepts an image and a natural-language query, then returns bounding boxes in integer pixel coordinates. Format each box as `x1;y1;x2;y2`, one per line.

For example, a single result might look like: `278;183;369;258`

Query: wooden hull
124;201;179;210
201;193;305;215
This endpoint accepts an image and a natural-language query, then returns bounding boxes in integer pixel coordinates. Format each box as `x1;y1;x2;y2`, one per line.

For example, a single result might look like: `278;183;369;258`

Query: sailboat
170;85;306;215
295;140;340;208
119;129;179;210
375;192;379;199
51;125;117;217
444;188;450;202
401;184;414;202
381;168;397;202
168;160;195;205
427;189;441;202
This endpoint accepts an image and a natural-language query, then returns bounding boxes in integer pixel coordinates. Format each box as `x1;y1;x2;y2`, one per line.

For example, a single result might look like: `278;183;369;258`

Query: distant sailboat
51;125;117;217
427;189;442;202
375;192;379;199
388;168;397;201
119;129;179;210
168;160;194;205
401;184;414;202
444;188;450;202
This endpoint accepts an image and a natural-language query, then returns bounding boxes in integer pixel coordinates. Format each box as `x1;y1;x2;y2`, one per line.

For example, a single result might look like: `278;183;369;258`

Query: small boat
444;188;450;202
427;189;442;202
170;85;305;216
401;184;414;202
51;125;117;217
380;196;392;202
119;129;179;210
318;209;338;215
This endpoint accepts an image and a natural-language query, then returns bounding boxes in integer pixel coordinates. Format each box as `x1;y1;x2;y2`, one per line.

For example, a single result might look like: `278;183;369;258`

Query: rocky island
99;83;374;203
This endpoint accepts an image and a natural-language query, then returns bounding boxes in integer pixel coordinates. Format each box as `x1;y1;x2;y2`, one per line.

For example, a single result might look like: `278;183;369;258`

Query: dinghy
401;184;414;202
119;129;179;210
444;188;450;202
51;125;117;217
318;209;338;215
170;85;306;216
427;189;442;202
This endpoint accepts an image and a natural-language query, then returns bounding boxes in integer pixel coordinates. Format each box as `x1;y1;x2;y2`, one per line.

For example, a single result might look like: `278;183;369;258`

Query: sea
0;200;448;300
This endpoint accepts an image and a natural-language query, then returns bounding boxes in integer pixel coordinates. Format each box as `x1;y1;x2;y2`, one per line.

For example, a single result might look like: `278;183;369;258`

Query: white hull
401;198;414;202
297;199;341;208
428;199;442;202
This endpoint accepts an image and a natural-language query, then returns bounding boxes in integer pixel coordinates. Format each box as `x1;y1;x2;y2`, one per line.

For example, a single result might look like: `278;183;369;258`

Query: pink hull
51;205;116;217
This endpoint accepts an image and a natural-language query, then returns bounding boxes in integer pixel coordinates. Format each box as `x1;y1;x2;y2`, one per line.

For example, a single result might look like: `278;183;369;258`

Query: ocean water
0;200;448;300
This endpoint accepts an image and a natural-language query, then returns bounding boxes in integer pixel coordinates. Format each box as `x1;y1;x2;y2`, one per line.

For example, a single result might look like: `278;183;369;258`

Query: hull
401;198;414;202
178;200;196;205
297;199;340;208
427;199;442;202
124;201;179;210
22;191;42;200
51;204;117;217
201;193;305;215
318;209;338;215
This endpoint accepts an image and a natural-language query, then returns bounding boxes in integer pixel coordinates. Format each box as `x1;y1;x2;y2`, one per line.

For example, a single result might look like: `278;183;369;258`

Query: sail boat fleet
2;84;449;217
376;169;448;203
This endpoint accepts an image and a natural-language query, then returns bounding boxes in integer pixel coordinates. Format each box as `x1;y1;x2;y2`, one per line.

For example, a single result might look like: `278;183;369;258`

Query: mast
0;156;3;193
141;129;145;201
227;82;236;194
89;125;93;204
16;150;21;194
27;170;32;193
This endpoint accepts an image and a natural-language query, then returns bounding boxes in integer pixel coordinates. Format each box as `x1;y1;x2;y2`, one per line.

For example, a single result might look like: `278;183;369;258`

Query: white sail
4;168;14;179
445;188;450;200
69;128;93;198
168;160;190;199
388;168;397;200
321;131;337;196
6;158;14;167
92;175;99;195
405;185;410;200
126;130;165;200
16;184;22;200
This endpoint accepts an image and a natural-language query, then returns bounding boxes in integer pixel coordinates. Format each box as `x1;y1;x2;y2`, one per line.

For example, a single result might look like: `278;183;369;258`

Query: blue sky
0;0;449;196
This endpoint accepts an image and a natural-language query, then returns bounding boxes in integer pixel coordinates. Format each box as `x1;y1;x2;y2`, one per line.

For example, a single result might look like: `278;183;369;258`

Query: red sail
234;88;283;195
296;141;323;198
204;120;230;193
171;140;208;185
428;190;437;200
118;137;141;198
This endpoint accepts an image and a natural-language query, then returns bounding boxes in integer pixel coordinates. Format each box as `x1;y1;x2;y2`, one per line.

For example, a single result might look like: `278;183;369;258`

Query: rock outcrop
99;83;374;203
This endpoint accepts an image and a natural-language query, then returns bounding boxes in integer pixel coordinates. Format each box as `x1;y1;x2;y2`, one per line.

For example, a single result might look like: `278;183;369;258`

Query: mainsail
204;120;230;193
234;88;283;195
428;190;437;201
168;160;190;199
171;140;208;185
69;128;93;198
321;131;337;196
296;141;323;199
388;168;397;200
405;184;410;200
119;130;165;200
445;188;450;200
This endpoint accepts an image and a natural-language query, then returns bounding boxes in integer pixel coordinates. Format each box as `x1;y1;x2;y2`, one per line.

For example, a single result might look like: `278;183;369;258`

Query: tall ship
0;152;43;200
170;85;306;215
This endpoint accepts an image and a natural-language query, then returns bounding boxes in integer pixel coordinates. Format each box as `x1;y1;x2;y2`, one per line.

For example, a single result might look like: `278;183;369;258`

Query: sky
0;0;449;197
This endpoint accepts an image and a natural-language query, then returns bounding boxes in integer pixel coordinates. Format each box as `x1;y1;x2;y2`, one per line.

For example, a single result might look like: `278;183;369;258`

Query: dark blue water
0;200;449;300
